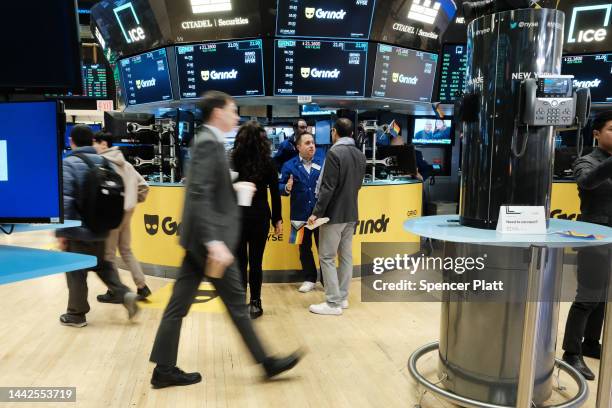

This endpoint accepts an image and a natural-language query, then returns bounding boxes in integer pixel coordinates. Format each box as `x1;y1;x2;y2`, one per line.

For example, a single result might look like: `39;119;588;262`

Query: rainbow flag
289;221;306;245
389;120;401;138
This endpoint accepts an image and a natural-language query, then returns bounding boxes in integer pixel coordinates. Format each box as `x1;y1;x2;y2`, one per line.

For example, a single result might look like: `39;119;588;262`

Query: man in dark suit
149;91;301;388
308;118;366;315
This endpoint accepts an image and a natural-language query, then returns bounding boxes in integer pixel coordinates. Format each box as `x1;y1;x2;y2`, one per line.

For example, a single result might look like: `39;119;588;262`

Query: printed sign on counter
496;206;547;234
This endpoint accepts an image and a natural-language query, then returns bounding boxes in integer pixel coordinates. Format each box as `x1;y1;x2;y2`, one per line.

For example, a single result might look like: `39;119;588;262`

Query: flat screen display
82;65;110;99
164;0;263;43
315;120;332;144
91;0;165;58
0;102;62;223
0;3;81;93
119;49;173;105
559;1;612;54
437;43;467;102
413;118;452;144
370;0;458;51
274;40;368;97
176;39;265;98
276;0;377;39
562;53;612;103
371;44;438;102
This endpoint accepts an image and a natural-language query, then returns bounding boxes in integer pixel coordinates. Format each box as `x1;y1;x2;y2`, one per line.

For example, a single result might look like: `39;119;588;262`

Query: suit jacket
312;140;366;224
279;155;323;221
573;147;612;226
180;127;241;257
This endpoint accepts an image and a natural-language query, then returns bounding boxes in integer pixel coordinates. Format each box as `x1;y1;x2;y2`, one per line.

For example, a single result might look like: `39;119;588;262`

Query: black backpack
73;153;125;233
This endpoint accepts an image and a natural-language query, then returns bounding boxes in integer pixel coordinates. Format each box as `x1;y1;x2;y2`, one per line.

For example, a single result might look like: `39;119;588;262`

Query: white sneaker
298;281;316;293
309;302;342;316
341;300;349;309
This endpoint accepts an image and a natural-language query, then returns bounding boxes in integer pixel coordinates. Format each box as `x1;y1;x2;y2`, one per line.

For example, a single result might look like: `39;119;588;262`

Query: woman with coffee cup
231;121;282;319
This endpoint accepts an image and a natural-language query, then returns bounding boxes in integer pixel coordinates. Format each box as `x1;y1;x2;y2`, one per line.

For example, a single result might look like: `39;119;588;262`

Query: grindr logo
305;7;315;19
392;73;399;83
201;70;210;81
144;214;159;236
301;67;311;78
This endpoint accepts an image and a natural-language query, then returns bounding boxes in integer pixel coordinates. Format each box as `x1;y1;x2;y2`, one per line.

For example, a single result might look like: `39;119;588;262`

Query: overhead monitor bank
274;40;368;97
276;0;377;39
371;44;438;103
119;48;173;106
176;40;265;98
562;53;612;104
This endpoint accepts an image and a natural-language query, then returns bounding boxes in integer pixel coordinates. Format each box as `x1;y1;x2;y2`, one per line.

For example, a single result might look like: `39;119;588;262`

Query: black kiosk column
459;8;565;229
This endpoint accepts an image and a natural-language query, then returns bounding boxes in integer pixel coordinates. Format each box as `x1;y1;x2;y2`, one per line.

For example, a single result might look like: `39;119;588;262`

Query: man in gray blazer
149;91;300;388
308;118;366;315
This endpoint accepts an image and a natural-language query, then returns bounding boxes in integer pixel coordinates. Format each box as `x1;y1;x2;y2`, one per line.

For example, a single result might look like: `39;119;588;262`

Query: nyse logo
568;4;611;44
113;2;146;44
0;140;7;182
144;214;181;236
136;78;156;89
191;0;232;14
305;7;347;20
201;69;238;81
392;73;419;85
301;67;341;79
407;0;441;25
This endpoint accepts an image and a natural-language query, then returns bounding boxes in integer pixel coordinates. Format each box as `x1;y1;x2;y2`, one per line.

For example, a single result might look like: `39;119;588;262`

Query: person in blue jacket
273;118;308;170
279;132;324;293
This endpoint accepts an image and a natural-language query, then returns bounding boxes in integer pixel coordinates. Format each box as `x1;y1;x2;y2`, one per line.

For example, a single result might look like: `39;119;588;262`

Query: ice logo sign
407;0;441;25
191;0;232;14
568;4;612;44
0;140;7;181
113;2;146;44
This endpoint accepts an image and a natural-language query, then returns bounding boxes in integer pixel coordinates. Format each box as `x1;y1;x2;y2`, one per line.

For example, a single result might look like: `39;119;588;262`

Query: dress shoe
97;290;123;304
151;366;202;389
582;340;601;359
137;285;152;300
250;299;263;319
563;352;595;381
263;352;302;379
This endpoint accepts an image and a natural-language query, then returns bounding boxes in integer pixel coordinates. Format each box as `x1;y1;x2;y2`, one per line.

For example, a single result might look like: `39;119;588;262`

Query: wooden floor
0;231;603;407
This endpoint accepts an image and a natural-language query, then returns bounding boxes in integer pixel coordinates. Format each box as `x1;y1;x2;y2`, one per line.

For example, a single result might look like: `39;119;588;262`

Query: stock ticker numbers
82;65;109;99
274;40;368;97
437;44;467;102
176;39;265;98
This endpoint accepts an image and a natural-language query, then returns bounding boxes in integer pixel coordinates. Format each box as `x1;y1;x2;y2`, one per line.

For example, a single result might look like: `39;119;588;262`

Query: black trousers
237;216;270;301
300;228;320;283
65;240;130;316
563;245;610;354
150;251;267;367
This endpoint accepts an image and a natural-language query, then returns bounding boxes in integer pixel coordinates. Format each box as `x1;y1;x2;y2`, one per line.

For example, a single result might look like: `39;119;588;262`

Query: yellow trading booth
131;180;424;279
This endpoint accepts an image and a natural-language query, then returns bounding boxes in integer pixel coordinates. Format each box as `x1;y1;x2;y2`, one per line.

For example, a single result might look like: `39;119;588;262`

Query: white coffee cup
234;182;256;206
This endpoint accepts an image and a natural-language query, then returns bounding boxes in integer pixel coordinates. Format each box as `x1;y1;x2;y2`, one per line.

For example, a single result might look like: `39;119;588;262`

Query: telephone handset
519;76;576;126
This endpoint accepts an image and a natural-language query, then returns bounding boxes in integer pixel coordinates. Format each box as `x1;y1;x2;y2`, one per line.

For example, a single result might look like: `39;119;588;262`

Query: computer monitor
65;123;102;149
104;111;155;142
0;101;63;223
315;120;332;145
413;118;452;145
376;145;418;176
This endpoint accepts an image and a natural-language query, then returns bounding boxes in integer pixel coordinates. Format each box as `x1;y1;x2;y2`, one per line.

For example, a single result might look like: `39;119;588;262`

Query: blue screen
119;49;173;105
315;120;331;145
0;102;62;222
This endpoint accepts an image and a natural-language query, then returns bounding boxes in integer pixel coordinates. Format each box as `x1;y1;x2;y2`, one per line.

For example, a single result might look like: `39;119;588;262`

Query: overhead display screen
437;44;467;102
276;0;377;39
562;53;612;104
91;0;165;58
119;49;173;105
371;44;438;103
176;40;265;98
370;0;458;51
559;1;612;54
164;0;263;43
82;64;109;99
274;40;368;97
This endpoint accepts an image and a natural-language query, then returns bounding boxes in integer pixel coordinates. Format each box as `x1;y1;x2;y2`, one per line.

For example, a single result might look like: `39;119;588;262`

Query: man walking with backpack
56;125;139;327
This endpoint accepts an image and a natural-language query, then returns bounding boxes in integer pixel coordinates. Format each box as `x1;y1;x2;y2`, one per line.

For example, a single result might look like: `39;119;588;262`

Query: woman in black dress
232;121;282;319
